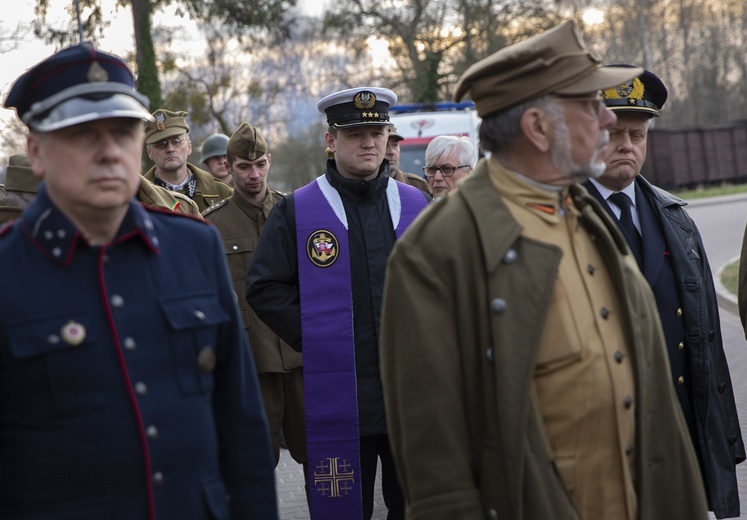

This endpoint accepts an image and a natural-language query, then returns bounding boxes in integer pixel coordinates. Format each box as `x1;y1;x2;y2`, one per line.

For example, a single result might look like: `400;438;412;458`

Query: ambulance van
389;101;482;178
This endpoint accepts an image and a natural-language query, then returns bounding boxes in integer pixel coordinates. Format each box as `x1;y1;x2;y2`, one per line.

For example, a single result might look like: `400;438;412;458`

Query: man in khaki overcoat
380;19;708;520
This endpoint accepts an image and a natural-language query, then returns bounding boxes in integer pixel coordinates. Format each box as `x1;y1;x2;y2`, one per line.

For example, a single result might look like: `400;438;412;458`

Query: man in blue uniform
1;43;278;520
246;87;429;520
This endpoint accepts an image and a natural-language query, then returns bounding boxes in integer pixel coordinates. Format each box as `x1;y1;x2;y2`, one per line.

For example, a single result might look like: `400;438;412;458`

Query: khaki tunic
495;167;636;519
0;206;22;225
203;187;305;464
202;187;302;373
379;159;707;520
0;180;202;225
391;169;432;195
137;178;202;218
143;162;233;212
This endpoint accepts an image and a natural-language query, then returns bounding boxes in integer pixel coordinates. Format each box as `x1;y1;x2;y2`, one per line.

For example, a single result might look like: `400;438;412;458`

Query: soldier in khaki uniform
380;20;708;520
0;153;201;223
0;153;40;224
142;109;233;211
202;123;305;466
385;126;431;194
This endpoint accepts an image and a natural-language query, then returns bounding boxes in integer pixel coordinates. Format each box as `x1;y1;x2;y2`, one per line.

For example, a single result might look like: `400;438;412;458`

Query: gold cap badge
353;91;376;110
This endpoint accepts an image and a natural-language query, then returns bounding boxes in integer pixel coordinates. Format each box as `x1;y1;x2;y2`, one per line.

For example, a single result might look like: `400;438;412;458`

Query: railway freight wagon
645;120;747;190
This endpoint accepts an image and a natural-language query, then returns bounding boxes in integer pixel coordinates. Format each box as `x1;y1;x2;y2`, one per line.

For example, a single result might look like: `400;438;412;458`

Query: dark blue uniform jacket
0;186;278;520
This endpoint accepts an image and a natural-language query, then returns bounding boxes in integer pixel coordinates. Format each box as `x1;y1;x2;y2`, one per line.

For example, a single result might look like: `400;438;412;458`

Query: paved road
687;194;747;519
273;193;747;519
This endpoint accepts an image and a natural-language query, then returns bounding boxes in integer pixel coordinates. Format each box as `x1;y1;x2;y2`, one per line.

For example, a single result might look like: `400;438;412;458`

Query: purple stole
295;175;426;519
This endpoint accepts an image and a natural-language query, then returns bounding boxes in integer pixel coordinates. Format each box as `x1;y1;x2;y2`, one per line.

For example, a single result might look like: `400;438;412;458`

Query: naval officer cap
317;87;397;128
227;122;268;161
4;42;153;132
602;65;668;118
453;20;642;118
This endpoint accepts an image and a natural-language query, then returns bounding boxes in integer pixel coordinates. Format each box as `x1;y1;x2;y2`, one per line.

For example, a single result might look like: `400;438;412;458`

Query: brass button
678;341;684;351
677;376;685;385
676;308;683;318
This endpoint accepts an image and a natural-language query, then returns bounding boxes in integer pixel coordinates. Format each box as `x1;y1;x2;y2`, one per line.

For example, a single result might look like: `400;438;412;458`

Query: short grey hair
478;95;554;160
425;135;476;167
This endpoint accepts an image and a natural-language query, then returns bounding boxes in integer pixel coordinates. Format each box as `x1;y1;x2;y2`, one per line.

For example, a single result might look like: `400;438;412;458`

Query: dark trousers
303;434;405;520
258;368;306;465
360;434;405;520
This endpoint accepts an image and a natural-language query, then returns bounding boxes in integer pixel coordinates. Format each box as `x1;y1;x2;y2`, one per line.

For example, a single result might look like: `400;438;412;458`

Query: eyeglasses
423;164;471;177
151;137;188;150
553;92;606;115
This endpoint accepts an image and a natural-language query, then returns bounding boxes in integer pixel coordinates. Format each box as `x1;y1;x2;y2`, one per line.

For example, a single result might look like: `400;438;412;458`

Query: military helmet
201;134;229;164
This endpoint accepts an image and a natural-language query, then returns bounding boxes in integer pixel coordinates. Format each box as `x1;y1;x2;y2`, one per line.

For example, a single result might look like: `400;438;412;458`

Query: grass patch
672;183;747;200
721;260;739;296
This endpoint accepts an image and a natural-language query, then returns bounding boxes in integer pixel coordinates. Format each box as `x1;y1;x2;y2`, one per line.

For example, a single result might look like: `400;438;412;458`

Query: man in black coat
583;66;744;519
246;87;429;520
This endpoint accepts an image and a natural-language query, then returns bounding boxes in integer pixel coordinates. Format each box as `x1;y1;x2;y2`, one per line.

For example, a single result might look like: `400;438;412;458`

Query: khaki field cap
4;154;41;194
145;109;190;144
227;122;268;161
388;126;405;141
454;20;643;117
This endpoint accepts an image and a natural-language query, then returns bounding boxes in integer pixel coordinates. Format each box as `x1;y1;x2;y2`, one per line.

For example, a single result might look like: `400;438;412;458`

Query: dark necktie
608;191;643;267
